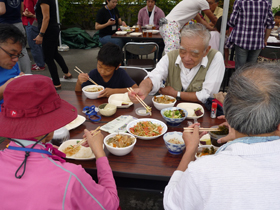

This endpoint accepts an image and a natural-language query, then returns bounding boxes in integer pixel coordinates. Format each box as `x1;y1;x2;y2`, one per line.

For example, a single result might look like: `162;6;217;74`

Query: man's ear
115;64;121;70
203;46;211;57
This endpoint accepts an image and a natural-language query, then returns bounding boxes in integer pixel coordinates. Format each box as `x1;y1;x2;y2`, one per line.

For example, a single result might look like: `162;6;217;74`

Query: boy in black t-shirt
75;43;138;97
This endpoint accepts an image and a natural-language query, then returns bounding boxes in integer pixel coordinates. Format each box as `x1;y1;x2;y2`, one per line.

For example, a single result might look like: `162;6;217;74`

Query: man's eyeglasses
0;46;24;59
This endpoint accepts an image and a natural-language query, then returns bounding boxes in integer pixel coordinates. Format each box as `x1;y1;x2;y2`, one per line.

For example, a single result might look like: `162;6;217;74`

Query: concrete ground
27;30;164;210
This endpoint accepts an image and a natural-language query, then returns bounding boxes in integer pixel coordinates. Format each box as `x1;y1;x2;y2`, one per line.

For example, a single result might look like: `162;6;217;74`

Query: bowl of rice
163;132;185;155
104;132;137;156
82;85;104;99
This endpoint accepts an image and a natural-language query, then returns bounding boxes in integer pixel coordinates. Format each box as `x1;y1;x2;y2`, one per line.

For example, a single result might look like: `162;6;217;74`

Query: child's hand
78;73;89;84
98;88;114;98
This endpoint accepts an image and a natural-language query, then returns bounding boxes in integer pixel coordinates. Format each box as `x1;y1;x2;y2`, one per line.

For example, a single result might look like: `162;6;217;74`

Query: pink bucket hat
0;75;77;139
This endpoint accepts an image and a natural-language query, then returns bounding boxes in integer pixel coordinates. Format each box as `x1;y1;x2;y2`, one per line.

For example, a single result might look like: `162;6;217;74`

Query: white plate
108;93;133;108
116;31;127;35
130;32;142;36
58;139;96;160
176;103;204;119
14;74;32;78
64;115;86;130
126;118;167;140
270;32;278;36
152;30;159;34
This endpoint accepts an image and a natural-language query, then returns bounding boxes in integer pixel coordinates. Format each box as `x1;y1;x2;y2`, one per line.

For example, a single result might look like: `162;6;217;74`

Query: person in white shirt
160;0;217;53
164;63;280;210
128;23;225;104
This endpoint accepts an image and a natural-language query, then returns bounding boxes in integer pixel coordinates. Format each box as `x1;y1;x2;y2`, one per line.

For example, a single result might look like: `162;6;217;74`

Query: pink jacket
0;141;119;210
137;6;165;29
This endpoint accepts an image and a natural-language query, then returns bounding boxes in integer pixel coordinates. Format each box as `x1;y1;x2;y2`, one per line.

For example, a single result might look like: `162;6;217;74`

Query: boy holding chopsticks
75;43;138;97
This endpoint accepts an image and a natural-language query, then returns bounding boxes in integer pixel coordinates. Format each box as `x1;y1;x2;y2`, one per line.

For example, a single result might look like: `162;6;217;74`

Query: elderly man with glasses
0;24;25;111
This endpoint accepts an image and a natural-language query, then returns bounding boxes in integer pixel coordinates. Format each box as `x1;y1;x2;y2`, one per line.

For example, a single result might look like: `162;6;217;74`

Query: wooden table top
0;91;224;181
59;91;224;181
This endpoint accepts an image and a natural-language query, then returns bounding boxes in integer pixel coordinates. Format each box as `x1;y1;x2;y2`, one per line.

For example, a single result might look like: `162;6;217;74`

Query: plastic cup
143;30;147;37
147;30;152;37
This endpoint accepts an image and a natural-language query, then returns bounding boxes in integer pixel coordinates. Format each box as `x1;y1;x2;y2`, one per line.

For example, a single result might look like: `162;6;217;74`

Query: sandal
63;73;72;79
55;85;61;90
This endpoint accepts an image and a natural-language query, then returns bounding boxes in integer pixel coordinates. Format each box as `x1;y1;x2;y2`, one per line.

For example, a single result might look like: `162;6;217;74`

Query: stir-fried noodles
106;134;135;148
129;121;163;137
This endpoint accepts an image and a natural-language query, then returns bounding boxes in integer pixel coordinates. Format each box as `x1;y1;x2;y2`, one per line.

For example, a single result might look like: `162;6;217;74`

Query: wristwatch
39;32;45;37
176;91;181;100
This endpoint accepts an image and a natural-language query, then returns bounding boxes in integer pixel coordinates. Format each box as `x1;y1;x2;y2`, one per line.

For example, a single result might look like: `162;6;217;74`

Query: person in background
0;0;31;74
34;0;72;90
0;24;24;112
95;0;126;49
0;74;119;209
204;0;223;27
128;24;224;104
75;43;138;97
22;0;45;71
226;0;274;70
137;0;165;30
274;11;280;27
159;0;217;53
164;63;280;209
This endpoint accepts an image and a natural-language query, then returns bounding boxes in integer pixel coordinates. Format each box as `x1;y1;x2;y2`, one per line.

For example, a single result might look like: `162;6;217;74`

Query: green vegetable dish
163;109;185;119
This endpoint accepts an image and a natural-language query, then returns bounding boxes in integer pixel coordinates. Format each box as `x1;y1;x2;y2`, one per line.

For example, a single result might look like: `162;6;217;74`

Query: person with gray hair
128;23;224;104
163;63;280;210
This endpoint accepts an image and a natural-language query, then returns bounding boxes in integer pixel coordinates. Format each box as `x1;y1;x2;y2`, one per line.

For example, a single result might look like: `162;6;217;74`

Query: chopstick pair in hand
183;127;220;133
76;126;101;147
127;87;152;116
74;66;98;86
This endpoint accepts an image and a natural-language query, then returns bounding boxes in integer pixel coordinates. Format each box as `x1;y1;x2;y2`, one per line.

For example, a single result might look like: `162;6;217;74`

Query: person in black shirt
34;0;72;90
95;0;127;49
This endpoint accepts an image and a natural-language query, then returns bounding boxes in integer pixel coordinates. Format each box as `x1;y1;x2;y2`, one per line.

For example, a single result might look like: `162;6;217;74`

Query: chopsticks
183;127;220;132
76;126;101;147
74;66;98;86
127;87;152;116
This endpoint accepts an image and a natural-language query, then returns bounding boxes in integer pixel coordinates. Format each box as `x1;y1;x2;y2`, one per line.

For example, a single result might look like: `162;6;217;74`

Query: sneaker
31;64;45;71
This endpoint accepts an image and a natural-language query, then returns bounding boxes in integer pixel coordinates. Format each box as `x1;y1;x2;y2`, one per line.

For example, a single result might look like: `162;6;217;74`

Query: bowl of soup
152;95;176;110
82;85;104;99
104;133;136;156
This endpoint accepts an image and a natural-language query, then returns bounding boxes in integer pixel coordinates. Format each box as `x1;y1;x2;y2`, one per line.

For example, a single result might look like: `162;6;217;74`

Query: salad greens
163;109;185;119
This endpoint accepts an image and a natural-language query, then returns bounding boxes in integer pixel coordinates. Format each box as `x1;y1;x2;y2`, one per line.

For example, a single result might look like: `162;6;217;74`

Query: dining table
111;30;163;42
0;91;224;191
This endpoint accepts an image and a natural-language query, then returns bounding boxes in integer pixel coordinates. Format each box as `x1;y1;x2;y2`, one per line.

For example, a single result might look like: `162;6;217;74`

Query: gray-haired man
129;23;225;103
164;63;280;209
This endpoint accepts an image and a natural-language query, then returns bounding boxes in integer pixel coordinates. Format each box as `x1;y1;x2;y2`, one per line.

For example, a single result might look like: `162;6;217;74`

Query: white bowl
120;26;129;31
127;118;167;140
152;95;176;110
82;85;104;99
163;132;185;155
152;30;159;34
145;24;154;29
98;103;117;116
104;132;136;156
161;107;188;126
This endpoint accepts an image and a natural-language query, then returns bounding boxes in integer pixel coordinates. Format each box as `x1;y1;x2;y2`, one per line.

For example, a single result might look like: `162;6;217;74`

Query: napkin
100;115;137;134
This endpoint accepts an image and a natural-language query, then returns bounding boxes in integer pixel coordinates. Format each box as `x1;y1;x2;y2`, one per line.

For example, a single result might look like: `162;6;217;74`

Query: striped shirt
226;0;274;50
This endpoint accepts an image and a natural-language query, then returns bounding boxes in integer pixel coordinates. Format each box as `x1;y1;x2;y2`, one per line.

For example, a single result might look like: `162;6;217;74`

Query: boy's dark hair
215;16;229;33
97;43;123;68
275;11;280;17
0;23;26;46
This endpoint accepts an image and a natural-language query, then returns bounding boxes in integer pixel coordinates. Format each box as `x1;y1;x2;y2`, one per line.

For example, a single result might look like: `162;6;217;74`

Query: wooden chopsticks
74;66;98;86
127;87;152;116
183;127;220;132
76;126;101;147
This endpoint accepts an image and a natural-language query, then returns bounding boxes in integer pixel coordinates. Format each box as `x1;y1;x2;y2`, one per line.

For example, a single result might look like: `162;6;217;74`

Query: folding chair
120;66;148;85
124;42;159;71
